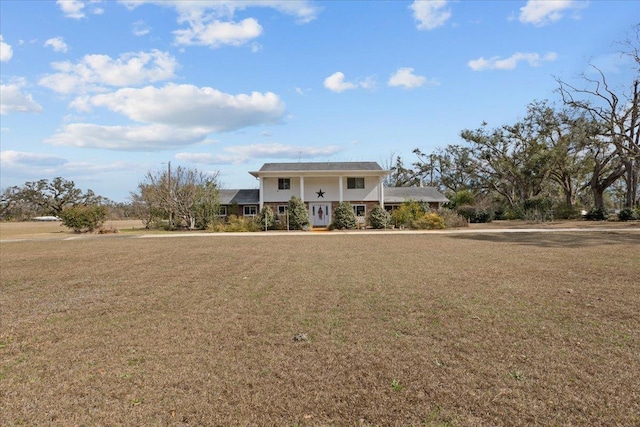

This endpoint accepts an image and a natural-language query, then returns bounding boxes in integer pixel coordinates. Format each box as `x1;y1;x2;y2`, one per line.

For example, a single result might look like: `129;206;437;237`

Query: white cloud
410;0;451;30
250;42;262;53
120;1;320;24
255;1;320;24
57;0;103;19
177;143;343;165
519;0;583;26
388;67;427;89
223;143;342;161
323;72;376;93
0;35;13;62
45;84;286;151
44;123;212;151
119;1;319;47
1;151;68;168
323;72;358;93
68;96;93;112
84;84;285;132
0;151;132;181
175;152;218;164
39;49;178;94
57;0;86;18
44;37;69;53
468;52;558;71
0;83;44;115
132;20;151;36
588;52;630;75
59;160;131;177
359;76;376;90
174;18;263;48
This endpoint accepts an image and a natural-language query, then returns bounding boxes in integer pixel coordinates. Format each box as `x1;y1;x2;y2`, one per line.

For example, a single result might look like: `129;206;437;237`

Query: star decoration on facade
316;189;325;198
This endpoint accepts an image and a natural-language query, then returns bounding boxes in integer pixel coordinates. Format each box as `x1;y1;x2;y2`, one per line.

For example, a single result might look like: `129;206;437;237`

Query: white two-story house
250;162;388;227
219;161;449;228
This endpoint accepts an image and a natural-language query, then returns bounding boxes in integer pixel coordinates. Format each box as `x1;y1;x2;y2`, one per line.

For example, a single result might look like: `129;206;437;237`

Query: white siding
343;176;379;201
261;177;300;202
303;177;339;201
262;175;380;203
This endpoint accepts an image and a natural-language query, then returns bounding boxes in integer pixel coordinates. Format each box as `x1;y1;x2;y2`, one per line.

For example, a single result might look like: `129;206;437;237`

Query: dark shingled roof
384;187;449;203
258;162;384;172
218;189;260;205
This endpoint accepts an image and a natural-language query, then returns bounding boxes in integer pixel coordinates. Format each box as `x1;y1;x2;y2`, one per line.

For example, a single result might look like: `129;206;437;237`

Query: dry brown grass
1;226;639;426
0;219;146;241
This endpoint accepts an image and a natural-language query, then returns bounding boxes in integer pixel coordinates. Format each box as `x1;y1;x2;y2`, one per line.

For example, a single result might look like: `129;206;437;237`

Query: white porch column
338;176;344;202
379;176;384;207
259;177;264;210
299;176;305;202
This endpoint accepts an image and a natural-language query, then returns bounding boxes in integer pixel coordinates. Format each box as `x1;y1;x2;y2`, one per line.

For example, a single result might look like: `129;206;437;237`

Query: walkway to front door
310;203;331;227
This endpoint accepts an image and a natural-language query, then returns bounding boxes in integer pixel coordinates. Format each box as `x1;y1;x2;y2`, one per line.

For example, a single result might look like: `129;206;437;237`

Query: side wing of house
384;187;449;210
218;189;260;217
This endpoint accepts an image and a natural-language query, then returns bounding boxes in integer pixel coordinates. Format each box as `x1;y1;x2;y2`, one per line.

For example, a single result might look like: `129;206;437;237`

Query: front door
310;203;331;227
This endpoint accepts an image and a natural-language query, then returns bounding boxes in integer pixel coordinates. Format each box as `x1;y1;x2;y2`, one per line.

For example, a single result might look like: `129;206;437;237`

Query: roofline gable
250;161;390;178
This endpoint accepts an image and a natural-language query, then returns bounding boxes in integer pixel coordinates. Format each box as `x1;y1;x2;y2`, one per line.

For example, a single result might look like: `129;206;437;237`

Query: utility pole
168;161;172;229
430;154;435;186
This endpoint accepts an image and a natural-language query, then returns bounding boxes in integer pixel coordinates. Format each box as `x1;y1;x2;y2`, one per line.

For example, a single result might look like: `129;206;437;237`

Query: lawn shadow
448;231;640;248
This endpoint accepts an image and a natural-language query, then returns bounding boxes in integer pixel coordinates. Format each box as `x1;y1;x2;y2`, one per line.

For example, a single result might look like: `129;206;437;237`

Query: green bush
584;208;609;221
411;212;446;229
330;201;357;230
470;209;493;223
391;200;425;227
206;217;226;231
523;197;552;212
257;206;275;230
502;208;522;220
522;197;553;222
273;214;289;230
553;202;581;220
456;205;493;223
287;196;309;230
455;205;476;220
617;208;637;221
368;204;391;229
59;204;107;233
208;215;260;232
448;190;475;209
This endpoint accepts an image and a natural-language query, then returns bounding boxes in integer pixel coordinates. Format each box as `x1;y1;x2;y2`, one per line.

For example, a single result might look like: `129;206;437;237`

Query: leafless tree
556;25;640;207
134;166;220;229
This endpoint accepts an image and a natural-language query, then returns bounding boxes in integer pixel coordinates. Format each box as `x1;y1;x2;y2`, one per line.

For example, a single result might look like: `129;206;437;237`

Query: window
347;177;365;189
277;205;288;215
353;204;366;217
217;206;227;216
278;178;291;190
243;205;257;216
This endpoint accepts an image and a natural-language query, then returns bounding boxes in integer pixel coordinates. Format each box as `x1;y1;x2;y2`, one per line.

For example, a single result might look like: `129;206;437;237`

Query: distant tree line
387;25;639;220
1;165;224;231
0;177;124;231
1;177;107;220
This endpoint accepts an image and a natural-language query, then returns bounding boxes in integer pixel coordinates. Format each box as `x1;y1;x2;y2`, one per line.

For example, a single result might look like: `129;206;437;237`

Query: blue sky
1;0;637;202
